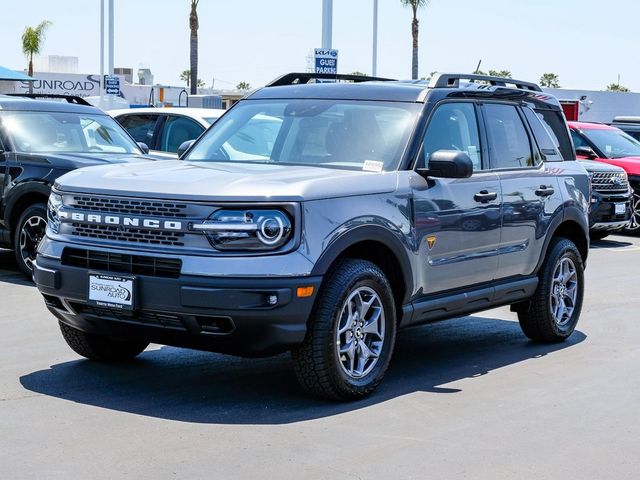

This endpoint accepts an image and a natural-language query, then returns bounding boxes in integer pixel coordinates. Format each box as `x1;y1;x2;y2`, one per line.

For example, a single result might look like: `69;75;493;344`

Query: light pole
108;0;114;76
372;0;378;76
321;0;333;49
99;0;104;108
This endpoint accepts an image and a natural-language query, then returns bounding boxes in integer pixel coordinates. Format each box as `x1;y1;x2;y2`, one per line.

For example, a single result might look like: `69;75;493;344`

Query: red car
569;121;640;234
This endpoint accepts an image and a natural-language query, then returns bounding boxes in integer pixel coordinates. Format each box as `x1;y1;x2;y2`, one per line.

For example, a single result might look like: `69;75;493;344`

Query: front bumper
589;192;631;231
34;254;322;357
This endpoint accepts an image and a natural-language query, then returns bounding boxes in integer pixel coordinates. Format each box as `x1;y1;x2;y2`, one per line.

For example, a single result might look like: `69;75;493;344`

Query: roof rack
612;116;640;124
429;73;542;92
6;93;93;106
265;72;395;87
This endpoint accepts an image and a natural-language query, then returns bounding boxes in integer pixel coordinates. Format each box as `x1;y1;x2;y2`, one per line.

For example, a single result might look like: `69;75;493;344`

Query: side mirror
177;139;196;158
417;150;473;179
575;146;597;160
137;142;150;154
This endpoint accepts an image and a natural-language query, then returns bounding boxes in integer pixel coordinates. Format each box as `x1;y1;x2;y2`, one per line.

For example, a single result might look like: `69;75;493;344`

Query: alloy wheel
19;215;47;272
550;257;578;326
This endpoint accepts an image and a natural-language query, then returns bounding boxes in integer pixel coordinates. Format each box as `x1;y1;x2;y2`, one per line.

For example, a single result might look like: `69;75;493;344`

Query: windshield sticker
363;160;384;173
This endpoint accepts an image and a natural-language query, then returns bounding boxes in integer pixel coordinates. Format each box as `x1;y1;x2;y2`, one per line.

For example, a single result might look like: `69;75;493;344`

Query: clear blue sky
2;0;639;91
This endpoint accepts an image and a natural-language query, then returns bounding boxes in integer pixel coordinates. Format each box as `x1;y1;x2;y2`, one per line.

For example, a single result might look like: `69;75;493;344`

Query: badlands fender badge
426;235;437;250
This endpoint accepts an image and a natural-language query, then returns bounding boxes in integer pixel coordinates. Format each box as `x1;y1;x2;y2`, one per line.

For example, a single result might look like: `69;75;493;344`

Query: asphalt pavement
1;235;639;479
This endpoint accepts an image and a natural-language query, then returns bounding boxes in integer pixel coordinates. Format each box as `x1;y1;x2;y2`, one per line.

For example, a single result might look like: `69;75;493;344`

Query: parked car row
0;72;636;400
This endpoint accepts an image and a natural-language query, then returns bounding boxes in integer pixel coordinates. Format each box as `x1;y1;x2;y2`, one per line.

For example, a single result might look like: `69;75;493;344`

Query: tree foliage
539;73;561;88
236;81;251;91
21;20;52;77
606;83;630;92
180;69;205;88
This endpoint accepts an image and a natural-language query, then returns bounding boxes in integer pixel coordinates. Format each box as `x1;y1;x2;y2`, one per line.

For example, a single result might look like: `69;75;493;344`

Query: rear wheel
518;238;584;343
14;203;47;278
59;321;149;361
292;259;397;401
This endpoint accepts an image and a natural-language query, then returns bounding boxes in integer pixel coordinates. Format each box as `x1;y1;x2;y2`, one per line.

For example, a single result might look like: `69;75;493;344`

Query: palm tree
236;81;251;91
401;0;429;80
21;20;52;93
488;69;512;78
189;0;200;95
540;73;561;88
180;69;191;86
606;83;630;92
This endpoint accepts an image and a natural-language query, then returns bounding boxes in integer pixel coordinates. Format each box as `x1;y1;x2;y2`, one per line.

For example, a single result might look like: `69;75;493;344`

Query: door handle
474;190;498;203
535;185;555;197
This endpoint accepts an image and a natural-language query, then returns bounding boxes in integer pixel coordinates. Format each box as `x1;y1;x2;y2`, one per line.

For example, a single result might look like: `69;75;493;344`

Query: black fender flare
3;181;52;229
310;225;414;304
534;205;589;273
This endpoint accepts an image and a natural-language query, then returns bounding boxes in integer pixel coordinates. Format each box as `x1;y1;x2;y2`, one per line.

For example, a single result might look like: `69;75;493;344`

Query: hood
55;160;399;202
16;152;153;170
589;156;640;176
579;159;625;173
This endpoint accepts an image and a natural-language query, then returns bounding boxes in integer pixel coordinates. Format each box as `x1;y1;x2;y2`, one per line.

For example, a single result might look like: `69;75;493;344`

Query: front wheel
59;321;149;361
292;259;397;401
623;191;640;235
14;203;48;278
518;238;584;343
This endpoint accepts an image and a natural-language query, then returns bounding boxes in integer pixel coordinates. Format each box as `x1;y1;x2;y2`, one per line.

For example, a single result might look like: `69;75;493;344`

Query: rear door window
533;108;574;160
117;114;159;146
160;116;204;153
522;108;563;162
484;103;536;169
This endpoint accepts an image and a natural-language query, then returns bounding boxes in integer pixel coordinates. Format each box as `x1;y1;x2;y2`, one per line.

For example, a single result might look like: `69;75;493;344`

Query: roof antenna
474;59;482;74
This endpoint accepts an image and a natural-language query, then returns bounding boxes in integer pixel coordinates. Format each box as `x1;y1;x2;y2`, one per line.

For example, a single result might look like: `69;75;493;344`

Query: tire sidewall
545;243;584;338
14;203;48;277
325;268;397;395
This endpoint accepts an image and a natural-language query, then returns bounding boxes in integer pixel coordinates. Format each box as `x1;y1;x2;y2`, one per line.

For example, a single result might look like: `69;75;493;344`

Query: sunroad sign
314;48;339;76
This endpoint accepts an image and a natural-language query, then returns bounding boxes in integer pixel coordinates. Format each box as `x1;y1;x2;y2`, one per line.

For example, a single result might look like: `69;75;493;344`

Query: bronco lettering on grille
59;211;183;230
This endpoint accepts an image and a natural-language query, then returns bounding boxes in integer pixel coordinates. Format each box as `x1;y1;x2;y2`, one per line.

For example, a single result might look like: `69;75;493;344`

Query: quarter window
484;104;535;169
522;108;563;162
420;102;482;170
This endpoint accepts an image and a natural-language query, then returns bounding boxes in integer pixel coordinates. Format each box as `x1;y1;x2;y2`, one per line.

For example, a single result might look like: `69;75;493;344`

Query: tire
14;203;48;278
292;259;397;401
59;321;149;361
622;191;640;236
518;237;584;343
589;231;609;241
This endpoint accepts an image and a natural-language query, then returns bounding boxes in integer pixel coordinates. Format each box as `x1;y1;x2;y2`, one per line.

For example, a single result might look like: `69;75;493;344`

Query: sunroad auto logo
90;282;132;301
59;211;183;230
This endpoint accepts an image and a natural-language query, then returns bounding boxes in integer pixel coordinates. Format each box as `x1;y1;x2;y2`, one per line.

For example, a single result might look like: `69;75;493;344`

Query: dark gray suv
35;73;591;400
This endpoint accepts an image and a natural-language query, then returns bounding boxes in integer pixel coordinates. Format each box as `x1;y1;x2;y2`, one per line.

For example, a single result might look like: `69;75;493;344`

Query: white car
109;107;226;157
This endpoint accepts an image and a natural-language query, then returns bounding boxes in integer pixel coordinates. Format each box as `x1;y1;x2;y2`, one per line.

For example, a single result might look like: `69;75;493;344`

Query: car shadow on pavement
589;237;634;248
0;249;32;287
20;316;586;425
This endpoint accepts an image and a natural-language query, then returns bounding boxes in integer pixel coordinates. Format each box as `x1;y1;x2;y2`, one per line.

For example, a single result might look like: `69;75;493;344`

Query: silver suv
35;73;591;400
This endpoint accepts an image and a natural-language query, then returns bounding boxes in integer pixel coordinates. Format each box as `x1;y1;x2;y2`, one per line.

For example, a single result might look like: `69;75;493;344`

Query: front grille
591;172;629;193
69;303;187;330
62;248;182;278
68;302;234;334
70;195;188;218
70;223;185;246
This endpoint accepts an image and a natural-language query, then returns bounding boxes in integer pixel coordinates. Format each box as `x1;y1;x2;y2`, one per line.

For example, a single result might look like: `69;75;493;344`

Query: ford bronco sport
35;73;590;400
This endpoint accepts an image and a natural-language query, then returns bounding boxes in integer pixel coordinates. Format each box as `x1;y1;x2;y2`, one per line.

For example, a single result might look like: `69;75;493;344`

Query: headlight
47;192;63;234
192;209;293;251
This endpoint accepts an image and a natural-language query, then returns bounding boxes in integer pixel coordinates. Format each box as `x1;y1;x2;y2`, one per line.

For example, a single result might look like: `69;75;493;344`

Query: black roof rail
265;72;395;87
6;93;93;106
429;73;542;92
612;116;640;124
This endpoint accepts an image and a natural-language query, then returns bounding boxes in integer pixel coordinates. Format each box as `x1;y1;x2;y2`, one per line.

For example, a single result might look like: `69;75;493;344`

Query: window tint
421;102;482;170
570;129;589;149
484;104;534;169
118;114;157;145
534;109;574;160
522;108;563;162
161;116;204;153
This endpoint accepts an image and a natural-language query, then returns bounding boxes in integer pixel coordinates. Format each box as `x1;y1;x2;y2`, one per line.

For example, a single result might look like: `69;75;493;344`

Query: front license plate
88;273;135;310
615;203;626;215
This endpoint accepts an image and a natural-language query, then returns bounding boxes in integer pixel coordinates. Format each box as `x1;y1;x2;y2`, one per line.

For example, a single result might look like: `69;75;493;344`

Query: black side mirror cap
177;139;196;158
575;146;598;160
417;150;474;179
137;142;150;154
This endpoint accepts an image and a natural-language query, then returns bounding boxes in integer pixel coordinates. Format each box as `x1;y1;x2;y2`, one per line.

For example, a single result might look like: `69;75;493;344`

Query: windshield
1;111;141;154
185;99;420;171
582;127;640;159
